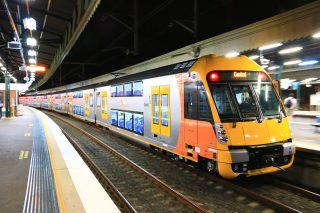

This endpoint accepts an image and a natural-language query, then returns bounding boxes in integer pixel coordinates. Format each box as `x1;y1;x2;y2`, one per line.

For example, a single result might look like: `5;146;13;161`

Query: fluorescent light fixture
26;65;46;72
261;65;268;69
312;31;320;38
278;46;303;54
29;58;36;64
283;60;302;66
28;50;37;56
225;52;239;58
306;84;312;87
298;60;318;66
23;17;36;30
0;62;2;67
259;43;282;51
300;77;318;83
1;67;6;71
268;65;280;70
249;55;259;60
26;37;37;46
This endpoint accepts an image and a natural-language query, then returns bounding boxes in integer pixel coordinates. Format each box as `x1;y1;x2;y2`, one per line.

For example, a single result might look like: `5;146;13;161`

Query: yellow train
20;54;295;179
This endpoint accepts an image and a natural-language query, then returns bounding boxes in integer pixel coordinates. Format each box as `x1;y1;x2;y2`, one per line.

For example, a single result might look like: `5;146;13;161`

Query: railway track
47;112;206;213
233;175;320;213
271;178;320;203
45;110;320;213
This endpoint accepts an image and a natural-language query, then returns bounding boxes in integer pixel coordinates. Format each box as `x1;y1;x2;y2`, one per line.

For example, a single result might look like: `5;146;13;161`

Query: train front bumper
217;142;295;179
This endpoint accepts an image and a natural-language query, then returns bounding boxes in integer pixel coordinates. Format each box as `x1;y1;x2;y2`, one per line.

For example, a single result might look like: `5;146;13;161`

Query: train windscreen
208;71;284;121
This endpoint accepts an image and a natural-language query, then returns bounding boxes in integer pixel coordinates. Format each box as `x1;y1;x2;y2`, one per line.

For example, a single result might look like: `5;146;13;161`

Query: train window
161;94;168;126
111;111;118;125
96;92;101;107
133;81;143;96
111;86;117;97
125;83;133;96
117;85;124;97
232;85;258;118
133;113;144;134
184;82;198;120
210;84;239;120
89;94;93;107
118;111;125;128
102;96;107;112
253;84;281;116
125;112;133;130
198;82;213;121
152;94;159;124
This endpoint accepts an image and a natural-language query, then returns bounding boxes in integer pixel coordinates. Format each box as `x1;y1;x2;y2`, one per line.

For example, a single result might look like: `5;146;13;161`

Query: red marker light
208;72;220;81
257;72;267;81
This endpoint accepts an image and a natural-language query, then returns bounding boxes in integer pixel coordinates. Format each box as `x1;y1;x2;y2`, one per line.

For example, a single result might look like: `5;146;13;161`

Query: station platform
290;115;320;153
0;107;120;213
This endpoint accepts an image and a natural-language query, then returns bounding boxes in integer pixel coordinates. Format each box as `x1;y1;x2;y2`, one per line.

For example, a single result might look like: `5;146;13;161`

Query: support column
5;74;10;117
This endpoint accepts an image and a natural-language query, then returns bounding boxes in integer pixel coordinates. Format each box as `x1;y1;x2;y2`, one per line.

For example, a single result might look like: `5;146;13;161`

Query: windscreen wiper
278;108;283;123
256;115;263;123
232;120;237;128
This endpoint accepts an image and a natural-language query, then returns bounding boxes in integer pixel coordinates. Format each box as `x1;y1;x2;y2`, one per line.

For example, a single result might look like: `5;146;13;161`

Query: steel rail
47;112;208;213
271;178;320;203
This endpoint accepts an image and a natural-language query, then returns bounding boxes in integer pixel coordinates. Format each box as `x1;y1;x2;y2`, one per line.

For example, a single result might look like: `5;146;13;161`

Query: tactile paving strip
22;115;59;213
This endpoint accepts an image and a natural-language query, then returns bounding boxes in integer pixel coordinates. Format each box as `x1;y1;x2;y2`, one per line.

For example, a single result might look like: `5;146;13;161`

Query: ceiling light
268;65;280;70
261;65;268;69
0;63;2;67
26;65;46;72
300;77;318;83
29;58;36;64
26;37;37;46
259;43;282;51
283;60;302;66
306;84;312;87
225;52;239;58
312;31;320;38
1;67;6;71
28;50;37;56
278;47;303;54
249;55;259;60
23;17;36;30
298;60;318;66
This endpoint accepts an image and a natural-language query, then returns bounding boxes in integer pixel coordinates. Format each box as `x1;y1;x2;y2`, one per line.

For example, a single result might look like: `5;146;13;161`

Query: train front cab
191;55;295;179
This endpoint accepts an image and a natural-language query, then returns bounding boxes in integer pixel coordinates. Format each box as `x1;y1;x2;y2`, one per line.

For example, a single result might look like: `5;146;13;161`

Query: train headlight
215;123;228;144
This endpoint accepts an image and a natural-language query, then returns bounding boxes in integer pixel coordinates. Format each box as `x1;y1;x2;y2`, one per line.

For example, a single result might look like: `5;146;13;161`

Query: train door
84;93;90;116
101;91;108;120
151;85;171;142
183;81;198;152
68;93;73;114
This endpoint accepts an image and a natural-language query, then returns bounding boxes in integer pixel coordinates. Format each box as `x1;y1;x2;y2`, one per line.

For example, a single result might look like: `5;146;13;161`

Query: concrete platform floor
0;109;34;212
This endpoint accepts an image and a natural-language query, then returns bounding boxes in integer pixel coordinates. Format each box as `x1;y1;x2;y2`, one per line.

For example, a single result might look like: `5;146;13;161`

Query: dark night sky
40;0;315;89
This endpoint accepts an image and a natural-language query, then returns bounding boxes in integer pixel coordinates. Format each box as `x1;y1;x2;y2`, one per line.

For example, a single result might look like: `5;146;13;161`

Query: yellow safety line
33;110;66;213
24;151;29;159
19;151;24;159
